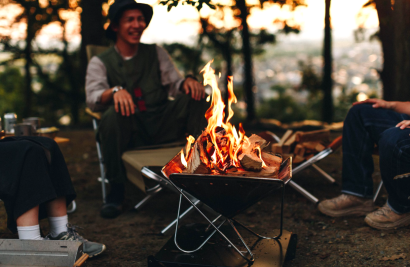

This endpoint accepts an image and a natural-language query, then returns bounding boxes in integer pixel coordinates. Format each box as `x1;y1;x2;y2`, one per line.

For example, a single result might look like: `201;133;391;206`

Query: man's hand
396;120;410;130
181;77;205;101
352;98;393;109
113;90;136;116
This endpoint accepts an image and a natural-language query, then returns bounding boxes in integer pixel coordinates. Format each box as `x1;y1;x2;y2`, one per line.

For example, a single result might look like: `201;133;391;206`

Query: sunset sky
1;0;379;47
139;0;378;45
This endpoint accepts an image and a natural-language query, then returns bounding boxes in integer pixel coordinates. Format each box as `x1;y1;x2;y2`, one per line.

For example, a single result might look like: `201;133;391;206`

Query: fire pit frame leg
172;188;256;264
173;193;227;253
231;184;285;240
170;180;287;264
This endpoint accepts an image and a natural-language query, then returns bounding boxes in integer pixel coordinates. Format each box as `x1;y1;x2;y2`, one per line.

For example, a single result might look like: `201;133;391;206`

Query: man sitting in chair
85;0;208;218
318;99;410;230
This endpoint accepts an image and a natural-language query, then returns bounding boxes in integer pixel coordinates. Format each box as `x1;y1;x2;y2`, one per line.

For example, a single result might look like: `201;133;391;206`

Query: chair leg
373;181;384;203
134;186;163;210
288;180;319;204
67;200;77;214
93;118;107;203
311;164;337;184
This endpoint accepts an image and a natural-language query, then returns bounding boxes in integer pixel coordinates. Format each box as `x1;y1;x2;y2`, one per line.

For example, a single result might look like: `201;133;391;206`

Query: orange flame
200;61;250;170
181;149;187;168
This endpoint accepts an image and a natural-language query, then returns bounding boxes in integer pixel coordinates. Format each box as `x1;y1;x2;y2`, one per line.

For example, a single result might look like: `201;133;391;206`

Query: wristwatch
112;85;124;95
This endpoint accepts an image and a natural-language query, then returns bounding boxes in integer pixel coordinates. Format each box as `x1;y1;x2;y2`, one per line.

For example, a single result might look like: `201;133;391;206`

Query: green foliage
257;84;322;123
0;67;25;119
162;43;206;77
299;59;321;94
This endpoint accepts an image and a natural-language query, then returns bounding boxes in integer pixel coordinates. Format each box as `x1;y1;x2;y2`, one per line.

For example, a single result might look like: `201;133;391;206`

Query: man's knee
379;127;410;154
98;106;127;137
345;104;372;121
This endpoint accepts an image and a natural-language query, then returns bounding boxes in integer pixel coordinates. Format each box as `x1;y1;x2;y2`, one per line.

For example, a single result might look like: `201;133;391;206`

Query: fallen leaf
379;253;406;261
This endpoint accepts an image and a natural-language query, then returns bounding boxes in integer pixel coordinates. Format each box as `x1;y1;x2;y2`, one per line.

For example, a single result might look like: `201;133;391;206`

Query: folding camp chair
258;131;384;204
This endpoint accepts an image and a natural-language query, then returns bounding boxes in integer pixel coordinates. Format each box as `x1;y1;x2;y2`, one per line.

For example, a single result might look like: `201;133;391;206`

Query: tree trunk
322;0;333;123
374;0;395;100
23;7;34;118
236;0;255;121
374;0;410;101
80;0;106;79
391;0;410;101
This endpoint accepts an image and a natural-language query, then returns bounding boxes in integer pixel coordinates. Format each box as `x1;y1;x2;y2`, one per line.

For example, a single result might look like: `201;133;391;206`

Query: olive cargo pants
97;94;209;184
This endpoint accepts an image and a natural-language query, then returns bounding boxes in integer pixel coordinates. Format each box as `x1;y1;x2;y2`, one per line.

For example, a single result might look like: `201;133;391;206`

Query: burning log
186;141;210;174
162;61;286;179
238;134;268;172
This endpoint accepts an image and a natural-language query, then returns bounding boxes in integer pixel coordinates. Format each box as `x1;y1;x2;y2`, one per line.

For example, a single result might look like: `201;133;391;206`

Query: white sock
48;215;68;238
17;225;43;240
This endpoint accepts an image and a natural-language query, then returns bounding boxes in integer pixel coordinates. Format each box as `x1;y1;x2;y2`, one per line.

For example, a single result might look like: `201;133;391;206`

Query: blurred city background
0;0;407;127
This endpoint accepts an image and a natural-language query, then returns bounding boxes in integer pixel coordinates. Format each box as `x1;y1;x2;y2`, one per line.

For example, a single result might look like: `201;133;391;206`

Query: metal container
22;117;43;130
14;123;36;136
4;113;17;134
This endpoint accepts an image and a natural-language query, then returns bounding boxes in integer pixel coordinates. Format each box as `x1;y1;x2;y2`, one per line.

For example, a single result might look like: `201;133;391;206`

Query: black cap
106;0;153;40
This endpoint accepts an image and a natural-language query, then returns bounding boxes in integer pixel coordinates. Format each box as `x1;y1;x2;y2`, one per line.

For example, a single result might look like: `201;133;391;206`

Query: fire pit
148;62;297;267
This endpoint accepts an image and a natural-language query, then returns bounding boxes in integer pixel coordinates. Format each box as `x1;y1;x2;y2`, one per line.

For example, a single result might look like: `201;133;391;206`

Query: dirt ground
1;129;409;267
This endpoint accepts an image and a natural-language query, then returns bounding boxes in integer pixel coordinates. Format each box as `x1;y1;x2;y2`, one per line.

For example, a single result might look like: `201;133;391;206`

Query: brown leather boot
365;204;410;230
318;194;375;217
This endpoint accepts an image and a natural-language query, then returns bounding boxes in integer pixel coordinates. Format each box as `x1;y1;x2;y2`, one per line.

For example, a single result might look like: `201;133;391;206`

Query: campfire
163;61;285;178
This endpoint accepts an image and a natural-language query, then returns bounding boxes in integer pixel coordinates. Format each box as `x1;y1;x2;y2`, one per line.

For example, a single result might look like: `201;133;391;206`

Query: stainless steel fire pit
148;158;296;267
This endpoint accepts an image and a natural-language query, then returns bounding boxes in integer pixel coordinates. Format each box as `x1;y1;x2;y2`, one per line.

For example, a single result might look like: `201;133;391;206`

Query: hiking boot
46;224;106;258
318;194;375;217
100;202;122;218
365;204;410;230
101;183;124;219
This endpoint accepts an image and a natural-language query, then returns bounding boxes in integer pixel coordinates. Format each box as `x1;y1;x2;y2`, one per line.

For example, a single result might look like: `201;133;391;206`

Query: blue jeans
342;104;410;214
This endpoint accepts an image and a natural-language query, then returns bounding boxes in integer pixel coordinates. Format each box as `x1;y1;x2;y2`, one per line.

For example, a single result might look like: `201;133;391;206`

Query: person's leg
365;127;410;229
46;196;68;238
98;106;149;218
378;127;410;213
44;197;106;257
319;104;408;217
16;206;42;240
341;104;406;197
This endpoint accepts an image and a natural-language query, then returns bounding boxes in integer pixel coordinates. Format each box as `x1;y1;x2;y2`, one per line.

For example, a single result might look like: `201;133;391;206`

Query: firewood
271;143;282;154
238;154;263;171
248;134;268;151
278;130;293;146
301;141;320;151
315;143;326;152
194;164;211;174
295;129;330;143
294;144;306;157
238;134;269;171
186;142;210;174
262;152;282;170
281;153;293;160
293;155;305;164
226;169;278;178
284;132;297;146
305;154;314;161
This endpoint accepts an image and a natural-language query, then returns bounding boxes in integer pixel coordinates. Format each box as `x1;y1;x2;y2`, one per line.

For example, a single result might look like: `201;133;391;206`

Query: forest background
0;0;409;127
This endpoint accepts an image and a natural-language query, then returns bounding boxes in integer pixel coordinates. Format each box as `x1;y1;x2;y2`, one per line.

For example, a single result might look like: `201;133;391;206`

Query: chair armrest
85;107;102;120
328;136;342;151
